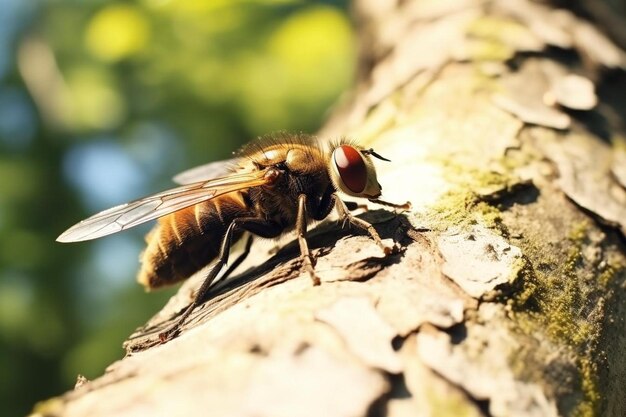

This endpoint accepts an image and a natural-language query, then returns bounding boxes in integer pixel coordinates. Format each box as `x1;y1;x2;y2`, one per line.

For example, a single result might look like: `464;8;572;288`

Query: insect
58;133;408;341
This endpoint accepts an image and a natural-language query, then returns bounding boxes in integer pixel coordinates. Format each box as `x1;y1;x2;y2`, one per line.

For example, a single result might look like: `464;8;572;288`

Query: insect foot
379;238;401;256
307;269;322;286
158;324;181;343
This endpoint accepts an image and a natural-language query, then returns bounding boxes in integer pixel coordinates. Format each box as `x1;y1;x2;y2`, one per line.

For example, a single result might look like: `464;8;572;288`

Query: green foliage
0;1;354;415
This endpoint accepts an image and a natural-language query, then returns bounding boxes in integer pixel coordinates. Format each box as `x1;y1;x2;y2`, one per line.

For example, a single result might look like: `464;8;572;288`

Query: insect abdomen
137;192;251;289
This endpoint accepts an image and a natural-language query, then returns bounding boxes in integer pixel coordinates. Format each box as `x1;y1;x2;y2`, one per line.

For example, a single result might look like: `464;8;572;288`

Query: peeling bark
34;1;626;417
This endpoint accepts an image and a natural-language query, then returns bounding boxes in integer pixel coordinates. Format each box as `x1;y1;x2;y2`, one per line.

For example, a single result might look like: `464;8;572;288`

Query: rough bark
34;1;626;416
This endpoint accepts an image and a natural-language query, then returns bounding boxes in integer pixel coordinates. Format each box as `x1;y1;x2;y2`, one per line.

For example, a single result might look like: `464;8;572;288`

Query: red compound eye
333;145;367;193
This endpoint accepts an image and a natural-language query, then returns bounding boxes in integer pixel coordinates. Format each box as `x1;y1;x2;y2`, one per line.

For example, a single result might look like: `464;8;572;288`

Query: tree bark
34;1;626;416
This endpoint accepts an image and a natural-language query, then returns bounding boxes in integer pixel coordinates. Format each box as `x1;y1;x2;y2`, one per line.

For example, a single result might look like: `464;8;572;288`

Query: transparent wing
57;169;268;243
172;158;239;185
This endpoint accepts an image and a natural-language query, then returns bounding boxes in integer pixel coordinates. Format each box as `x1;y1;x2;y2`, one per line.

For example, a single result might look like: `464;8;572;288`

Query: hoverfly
58;133;408;340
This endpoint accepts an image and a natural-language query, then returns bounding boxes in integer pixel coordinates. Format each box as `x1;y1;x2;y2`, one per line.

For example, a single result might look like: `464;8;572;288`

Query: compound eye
333;145;367;194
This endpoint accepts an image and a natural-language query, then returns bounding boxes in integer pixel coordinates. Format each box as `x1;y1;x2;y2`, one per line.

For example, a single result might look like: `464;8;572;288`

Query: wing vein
57;168;267;242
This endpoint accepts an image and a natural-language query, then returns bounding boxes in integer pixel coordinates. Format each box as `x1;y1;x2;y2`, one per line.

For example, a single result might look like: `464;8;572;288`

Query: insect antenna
362;148;391;162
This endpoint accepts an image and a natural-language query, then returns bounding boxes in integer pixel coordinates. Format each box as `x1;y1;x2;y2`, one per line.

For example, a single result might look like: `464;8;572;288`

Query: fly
57;133;409;341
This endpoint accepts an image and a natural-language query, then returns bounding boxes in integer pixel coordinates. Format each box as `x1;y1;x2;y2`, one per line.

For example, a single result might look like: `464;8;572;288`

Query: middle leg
159;218;282;342
296;194;320;286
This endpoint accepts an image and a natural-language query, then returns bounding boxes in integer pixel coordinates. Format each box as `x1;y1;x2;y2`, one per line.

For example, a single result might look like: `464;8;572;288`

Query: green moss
466;16;533;62
568;221;589;246
426;189;503;232
512;221;592;336
475;201;504;227
425;159;524;232
509;221;609;415
467;16;531;41
509;259;538;309
598;258;626;287
467;39;514;62
425;385;481;417
572;358;601;417
427;191;473;227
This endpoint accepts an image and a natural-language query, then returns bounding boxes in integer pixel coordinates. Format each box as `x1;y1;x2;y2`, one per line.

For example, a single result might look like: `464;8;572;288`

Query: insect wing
57;170;268;243
172;158;239;185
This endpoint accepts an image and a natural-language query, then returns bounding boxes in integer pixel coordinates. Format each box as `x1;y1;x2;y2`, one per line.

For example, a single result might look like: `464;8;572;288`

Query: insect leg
309;187;367;220
297;194;321;286
159;218;282;342
310;185;336;220
335;198;393;255
220;233;254;281
368;198;411;210
344;201;369;212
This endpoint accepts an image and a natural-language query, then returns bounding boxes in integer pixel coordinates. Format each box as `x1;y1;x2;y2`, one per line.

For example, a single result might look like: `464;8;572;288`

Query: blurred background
0;0;355;415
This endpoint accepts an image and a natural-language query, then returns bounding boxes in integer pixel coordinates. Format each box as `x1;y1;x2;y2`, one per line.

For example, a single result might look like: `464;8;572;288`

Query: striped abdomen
137;192;251;289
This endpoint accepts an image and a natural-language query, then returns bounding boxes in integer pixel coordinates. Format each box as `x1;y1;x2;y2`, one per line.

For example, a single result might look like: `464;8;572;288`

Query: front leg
335;198;394;255
297;194;321;285
368;198;411;210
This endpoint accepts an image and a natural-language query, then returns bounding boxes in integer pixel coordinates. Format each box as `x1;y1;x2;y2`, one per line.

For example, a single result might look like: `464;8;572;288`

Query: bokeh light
62;138;148;210
85;5;151;62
